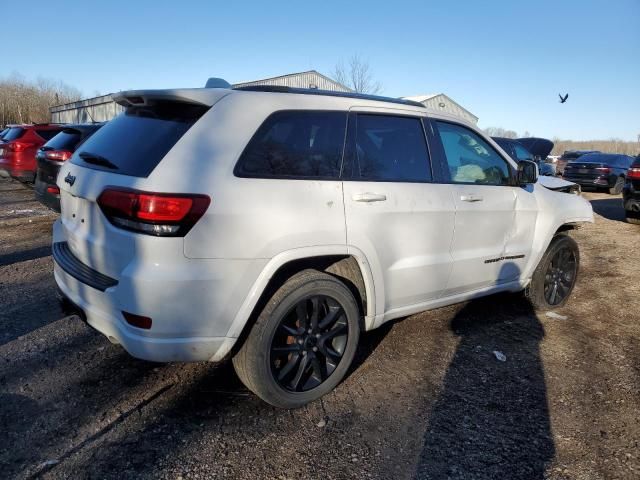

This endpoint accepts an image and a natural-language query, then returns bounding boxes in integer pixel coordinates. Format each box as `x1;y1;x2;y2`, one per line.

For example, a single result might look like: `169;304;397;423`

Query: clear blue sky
5;0;639;140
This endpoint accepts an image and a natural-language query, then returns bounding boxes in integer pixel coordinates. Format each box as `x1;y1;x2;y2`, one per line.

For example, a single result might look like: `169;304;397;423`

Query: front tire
626;214;640;225
525;234;580;310
233;270;361;409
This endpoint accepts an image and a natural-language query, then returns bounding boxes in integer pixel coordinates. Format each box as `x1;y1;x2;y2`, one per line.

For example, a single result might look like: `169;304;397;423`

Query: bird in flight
559;93;569;103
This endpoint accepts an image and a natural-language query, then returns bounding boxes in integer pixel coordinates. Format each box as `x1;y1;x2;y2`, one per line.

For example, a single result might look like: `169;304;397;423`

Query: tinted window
43;129;83;151
72;102;208;177
36;129;63;141
513;143;534;161
236;111;346;179
617;156;634;168
3;127;25;141
436;121;511;185
351;114;431;182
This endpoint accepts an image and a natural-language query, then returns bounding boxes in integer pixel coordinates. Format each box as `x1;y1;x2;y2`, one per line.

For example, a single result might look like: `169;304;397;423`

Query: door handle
460;194;483;202
352;192;387;203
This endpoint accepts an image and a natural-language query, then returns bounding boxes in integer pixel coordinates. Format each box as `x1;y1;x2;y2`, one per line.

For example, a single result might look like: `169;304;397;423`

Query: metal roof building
402;94;478;124
50;71;479;125
233;70;351;92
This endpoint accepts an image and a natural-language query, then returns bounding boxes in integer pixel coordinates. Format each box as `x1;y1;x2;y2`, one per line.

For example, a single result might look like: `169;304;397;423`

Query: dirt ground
0;176;638;480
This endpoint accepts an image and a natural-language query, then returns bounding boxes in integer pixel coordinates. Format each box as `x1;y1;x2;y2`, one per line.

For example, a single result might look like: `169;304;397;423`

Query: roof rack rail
232;85;426;108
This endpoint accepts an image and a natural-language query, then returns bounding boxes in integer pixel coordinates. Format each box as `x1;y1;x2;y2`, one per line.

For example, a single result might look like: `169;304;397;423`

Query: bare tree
483;127;518;139
0;73;81;125
333;55;382;94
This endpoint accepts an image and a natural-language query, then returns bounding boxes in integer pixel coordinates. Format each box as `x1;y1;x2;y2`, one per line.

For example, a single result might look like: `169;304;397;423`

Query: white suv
53;83;593;408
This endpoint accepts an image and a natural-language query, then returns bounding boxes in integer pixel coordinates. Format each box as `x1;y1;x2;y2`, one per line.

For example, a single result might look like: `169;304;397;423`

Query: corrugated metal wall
50;95;124;124
234;71;351;92
420;94;478;124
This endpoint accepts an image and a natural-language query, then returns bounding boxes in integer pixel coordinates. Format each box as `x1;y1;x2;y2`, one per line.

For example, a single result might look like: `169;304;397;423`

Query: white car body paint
53;88;594;363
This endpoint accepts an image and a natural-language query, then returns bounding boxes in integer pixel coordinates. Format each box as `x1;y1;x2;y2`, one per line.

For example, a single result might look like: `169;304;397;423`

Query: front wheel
233;270;361;408
525;234;580;310
626;214;640;225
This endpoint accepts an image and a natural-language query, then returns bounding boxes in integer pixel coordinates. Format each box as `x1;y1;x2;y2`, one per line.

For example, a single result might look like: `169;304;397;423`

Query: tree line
0;73;82;126
484;126;639;156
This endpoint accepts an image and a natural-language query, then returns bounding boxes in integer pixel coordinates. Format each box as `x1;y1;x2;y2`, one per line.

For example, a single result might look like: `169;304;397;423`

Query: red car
0;124;66;182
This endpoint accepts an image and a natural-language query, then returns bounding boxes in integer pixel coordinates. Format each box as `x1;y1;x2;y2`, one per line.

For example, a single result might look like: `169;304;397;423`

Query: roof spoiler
112;87;231;108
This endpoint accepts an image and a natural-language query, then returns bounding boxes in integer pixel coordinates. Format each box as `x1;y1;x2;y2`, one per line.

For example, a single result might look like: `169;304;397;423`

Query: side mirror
517;160;538;185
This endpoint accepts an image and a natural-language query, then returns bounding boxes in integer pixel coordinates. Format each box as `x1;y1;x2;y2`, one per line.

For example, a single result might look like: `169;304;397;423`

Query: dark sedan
35;123;103;211
562;153;635;194
623;156;640;224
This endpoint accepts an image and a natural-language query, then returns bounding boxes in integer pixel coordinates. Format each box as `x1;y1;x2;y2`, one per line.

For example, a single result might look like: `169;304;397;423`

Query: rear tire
525;234;580;311
609;176;624;195
233;269;361;409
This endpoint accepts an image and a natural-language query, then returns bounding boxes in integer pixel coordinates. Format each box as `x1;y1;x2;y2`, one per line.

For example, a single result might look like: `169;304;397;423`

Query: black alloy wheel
543;246;577;306
271;295;348;392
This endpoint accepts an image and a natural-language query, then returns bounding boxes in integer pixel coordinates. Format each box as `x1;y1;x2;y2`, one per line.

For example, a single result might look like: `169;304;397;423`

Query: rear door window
349;114;432;182
3;127;25;141
72;102;208;177
235;110;347;179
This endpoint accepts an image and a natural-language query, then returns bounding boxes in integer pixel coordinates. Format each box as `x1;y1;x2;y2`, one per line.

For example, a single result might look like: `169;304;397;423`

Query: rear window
72;102;208;177
43;129;84;151
3;127;25;141
36;129;63;141
235;110;347;179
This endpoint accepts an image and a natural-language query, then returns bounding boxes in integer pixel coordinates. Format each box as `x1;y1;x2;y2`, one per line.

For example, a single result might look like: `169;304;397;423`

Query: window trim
233;109;349;181
341;111;435;184
428;119;518;187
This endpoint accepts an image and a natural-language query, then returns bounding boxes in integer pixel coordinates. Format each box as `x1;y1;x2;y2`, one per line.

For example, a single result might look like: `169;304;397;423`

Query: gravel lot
0;176;638;480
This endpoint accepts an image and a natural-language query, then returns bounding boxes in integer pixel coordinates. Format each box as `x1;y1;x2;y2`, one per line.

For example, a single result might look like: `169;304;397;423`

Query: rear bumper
52;220;267;363
562;174;612;188
0;157;36;182
54;264;236;362
34;179;61;212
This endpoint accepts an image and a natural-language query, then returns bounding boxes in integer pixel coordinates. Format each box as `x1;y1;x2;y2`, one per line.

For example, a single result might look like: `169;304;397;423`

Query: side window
435;121;512;185
513;143;534;161
235;111;347;179
352;114;431;182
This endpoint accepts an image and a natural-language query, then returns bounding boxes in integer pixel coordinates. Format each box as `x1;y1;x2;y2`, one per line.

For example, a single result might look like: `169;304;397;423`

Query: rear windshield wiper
79;151;118;170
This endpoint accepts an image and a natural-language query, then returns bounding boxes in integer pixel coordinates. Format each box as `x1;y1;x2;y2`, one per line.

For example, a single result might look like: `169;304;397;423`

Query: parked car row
0;122;103;211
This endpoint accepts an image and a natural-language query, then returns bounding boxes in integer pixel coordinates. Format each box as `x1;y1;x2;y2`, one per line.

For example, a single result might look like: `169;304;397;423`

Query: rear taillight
595;167;611;174
628;166;640;180
8;142;32;152
97;188;210;237
44;150;73;161
46;186;60;195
